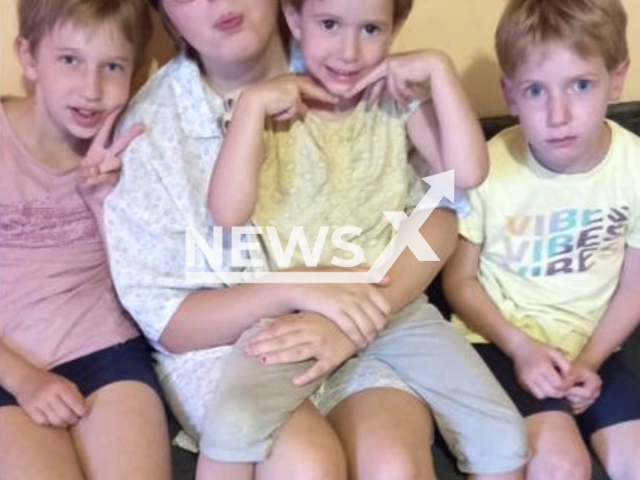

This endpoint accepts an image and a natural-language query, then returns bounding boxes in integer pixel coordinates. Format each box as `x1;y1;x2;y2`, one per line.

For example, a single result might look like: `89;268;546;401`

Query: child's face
162;0;280;68
502;41;628;173
286;0;398;99
20;19;135;143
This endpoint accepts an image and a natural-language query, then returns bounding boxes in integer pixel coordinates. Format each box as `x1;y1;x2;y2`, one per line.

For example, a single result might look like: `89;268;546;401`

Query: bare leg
257;401;348;480
328;387;438;480
71;381;171;480
590;420;640;480
525;411;591;480
0;406;86;480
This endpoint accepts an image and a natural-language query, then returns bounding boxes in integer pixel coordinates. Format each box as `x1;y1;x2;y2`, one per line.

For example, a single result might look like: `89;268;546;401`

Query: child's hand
511;338;572;399
565;361;602;414
345;50;451;105
244;312;358;386
15;368;86;428
292;281;392;349
80;108;144;186
243;74;337;121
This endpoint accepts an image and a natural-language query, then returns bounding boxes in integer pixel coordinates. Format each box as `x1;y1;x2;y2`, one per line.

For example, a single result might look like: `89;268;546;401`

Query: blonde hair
283;0;414;25
18;0;152;68
495;0;628;78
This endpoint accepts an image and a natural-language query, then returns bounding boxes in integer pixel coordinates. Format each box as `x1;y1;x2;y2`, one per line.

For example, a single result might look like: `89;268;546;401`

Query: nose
340;31;361;63
547;93;571;127
79;68;103;102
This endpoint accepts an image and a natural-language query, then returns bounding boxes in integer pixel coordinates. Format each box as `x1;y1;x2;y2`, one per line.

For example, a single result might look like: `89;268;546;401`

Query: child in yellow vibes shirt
444;1;640;479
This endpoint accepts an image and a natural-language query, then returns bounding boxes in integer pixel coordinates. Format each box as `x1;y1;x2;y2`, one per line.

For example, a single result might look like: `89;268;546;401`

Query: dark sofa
170;101;640;480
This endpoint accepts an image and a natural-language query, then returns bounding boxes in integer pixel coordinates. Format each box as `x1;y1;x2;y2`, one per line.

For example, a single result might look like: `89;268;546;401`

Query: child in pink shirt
0;1;170;479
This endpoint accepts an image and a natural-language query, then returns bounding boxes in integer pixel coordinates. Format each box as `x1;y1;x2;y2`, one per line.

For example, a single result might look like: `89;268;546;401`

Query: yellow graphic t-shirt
453;121;640;359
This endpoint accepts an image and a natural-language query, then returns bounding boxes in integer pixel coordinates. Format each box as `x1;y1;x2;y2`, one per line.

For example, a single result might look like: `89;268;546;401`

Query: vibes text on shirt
499;206;629;277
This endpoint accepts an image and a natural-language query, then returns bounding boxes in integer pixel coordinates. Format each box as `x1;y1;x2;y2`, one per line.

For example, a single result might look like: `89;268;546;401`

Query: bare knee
604;461;640;480
289;456;346;480
358;446;435;480
263;446;347;480
528;448;591;480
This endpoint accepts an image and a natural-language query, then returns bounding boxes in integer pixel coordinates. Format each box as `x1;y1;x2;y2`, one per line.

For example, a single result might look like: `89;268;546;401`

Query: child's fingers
60;388;87;418
341;309;376;346
84;172;119;186
293;361;328;386
29;406;49;426
90;108;123;155
367;288;391;316
296;76;337;105
246;318;303;347
344;61;388;98
386;73;403;104
361;299;388;334
388;74;412;105
548;348;572;377
259;343;315;366
108;122;145;156
246;324;307;355
81;164;100;181
44;399;71;427
537;374;565;398
519;377;544;399
98;155;122;175
365;78;386;107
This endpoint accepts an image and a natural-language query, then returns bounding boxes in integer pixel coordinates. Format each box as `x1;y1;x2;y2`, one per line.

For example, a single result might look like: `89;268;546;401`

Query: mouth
214;12;244;32
546;136;578;148
69;107;103;128
325;65;361;83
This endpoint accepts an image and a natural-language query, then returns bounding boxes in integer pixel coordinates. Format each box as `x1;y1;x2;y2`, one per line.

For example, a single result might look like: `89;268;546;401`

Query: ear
282;2;302;41
15;36;38;82
500;75;519;117
608;59;629;102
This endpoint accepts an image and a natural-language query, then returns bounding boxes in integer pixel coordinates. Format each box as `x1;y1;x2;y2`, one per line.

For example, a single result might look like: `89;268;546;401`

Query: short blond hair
18;0;152;68
283;0;414;25
495;0;628;78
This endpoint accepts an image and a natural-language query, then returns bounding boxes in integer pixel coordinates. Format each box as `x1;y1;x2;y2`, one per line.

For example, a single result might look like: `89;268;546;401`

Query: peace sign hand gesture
79;108;144;186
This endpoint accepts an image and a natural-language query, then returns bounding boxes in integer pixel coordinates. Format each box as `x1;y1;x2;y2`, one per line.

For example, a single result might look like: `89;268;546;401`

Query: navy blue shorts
0;337;163;408
474;344;640;438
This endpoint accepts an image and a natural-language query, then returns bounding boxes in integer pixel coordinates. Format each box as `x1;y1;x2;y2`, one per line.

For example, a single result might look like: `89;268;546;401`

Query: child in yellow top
444;0;640;479
205;0;528;479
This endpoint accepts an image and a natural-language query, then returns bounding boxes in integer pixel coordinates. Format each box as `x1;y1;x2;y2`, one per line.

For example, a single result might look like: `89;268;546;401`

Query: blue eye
525;83;544;98
573;78;592;92
320;19;338;31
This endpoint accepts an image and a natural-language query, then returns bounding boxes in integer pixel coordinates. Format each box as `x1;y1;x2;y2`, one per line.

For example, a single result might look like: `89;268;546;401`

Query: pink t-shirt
0;102;139;369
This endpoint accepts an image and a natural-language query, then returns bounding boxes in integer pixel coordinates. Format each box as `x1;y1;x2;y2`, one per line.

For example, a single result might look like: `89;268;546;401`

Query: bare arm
0;339;40;395
0;339;86;426
379;208;458;314
207;75;336;228
207;91;266;228
443;236;571;399
407;52;488;190
442;237;530;354
574;246;640;370
160;282;299;353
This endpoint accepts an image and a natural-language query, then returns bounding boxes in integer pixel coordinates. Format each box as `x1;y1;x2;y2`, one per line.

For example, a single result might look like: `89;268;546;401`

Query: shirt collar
170;49;227;139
